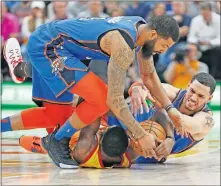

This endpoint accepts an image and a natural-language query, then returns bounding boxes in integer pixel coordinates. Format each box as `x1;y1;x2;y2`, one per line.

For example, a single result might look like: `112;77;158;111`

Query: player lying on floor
127;72;216;163
18;72;216;163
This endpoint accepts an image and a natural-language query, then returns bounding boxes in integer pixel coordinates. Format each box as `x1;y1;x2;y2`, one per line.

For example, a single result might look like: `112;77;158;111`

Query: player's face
184;80;213;111
152;36;174;55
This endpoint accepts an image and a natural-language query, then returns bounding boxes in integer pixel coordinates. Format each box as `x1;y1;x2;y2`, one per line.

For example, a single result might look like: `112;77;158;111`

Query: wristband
166;136;175;141
165;104;175;112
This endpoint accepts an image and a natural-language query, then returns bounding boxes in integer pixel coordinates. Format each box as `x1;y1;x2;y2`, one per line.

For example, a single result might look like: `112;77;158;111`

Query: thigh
28;33;89;99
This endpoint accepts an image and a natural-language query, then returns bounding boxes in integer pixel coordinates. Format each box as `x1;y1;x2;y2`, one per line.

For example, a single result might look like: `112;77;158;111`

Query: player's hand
137;133;162;159
155;137;175;161
130;85;155;115
167;107;185;138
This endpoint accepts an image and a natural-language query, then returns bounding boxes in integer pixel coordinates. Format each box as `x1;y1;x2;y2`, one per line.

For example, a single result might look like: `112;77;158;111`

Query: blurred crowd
1;1;220;94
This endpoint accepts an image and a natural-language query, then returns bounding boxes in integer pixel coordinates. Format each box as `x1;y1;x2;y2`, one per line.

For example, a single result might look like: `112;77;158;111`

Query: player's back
48;16;146;60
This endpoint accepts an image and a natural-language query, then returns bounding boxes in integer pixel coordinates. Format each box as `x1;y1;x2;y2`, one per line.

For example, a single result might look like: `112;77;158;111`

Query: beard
141;39;156;59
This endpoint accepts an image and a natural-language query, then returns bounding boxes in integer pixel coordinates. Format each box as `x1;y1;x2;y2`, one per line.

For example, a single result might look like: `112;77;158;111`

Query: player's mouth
187;99;197;107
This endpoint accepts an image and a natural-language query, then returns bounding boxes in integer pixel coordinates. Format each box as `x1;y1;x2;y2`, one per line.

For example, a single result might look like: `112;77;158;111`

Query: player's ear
149;29;158;40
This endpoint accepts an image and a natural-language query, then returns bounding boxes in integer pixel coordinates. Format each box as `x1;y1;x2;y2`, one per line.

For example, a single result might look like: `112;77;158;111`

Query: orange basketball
130;120;166;156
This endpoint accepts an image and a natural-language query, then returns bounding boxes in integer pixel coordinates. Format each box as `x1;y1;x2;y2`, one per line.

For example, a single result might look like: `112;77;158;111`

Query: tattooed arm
181;111;215;136
137;50;185;137
101;30;146;139
137;50;172;108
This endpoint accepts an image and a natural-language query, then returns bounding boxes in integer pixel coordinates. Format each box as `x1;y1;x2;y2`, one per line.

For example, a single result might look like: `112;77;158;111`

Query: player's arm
181;111;215;135
152;110;174;139
71;118;101;163
104;30;147;139
152;110;175;160
137;50;175;108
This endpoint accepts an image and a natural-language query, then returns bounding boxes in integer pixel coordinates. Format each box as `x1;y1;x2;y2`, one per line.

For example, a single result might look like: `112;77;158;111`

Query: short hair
200;2;212;11
147;15;180;42
191;72;216;94
101;126;128;157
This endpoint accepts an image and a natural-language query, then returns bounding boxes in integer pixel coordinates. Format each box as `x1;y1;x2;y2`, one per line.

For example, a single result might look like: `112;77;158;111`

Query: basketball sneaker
41;128;78;169
3;38;25;83
19;135;47;154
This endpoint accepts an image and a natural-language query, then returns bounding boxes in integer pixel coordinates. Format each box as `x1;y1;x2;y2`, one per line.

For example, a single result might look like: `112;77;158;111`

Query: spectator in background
21;1;45;42
186;1;201;18
103;1;119;16
156;1;192;78
5;1;21;12
147;2;166;22
1;2;20;45
66;1;88;18
172;2;191;42
78;0;109;18
10;1;32;22
1;1;20;81
111;7;124;17
124;0;151;19
47;2;68;22
21;1;45;62
188;2;220;79
187;1;218;18
163;43;208;89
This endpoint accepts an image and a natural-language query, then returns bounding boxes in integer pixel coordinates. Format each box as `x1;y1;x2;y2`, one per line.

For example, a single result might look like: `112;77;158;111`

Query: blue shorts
27;24;89;104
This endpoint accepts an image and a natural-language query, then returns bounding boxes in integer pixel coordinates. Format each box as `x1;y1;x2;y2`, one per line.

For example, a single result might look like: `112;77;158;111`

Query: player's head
100;126;128;157
184;72;216;111
141;15;179;58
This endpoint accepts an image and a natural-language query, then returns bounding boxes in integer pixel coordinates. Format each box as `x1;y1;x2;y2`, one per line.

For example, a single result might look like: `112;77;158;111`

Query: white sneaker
3;38;25;83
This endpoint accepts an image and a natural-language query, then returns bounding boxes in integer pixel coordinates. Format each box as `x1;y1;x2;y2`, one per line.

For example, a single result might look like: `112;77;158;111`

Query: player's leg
1;102;73;132
18;102;74;153
26;30;109;168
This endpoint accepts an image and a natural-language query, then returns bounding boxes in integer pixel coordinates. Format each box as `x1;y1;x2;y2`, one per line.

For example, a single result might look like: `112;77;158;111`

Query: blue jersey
135;89;211;164
170;89;211;154
47;16;146;61
28;16;146;103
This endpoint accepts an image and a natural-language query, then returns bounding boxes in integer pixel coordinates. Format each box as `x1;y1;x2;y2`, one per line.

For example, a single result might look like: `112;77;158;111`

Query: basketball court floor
1;111;220;185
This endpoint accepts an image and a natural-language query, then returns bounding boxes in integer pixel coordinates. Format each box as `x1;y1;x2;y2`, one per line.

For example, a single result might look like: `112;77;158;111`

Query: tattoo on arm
137;51;155;77
205;116;215;128
107;31;146;139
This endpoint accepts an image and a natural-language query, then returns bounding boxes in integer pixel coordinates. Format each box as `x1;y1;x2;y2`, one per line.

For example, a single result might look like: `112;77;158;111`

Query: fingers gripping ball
130;120;166;156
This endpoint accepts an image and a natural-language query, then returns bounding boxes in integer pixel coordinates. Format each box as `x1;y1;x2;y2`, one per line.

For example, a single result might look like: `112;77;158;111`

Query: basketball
130;120;166;156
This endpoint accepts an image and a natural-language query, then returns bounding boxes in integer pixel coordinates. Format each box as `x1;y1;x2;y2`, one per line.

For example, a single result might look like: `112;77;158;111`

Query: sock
55;120;77;140
1;117;12;132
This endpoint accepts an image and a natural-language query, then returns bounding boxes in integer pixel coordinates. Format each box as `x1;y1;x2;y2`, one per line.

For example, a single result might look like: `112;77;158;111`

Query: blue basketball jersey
170;89;211;154
48;16;146;61
135;89;211;164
